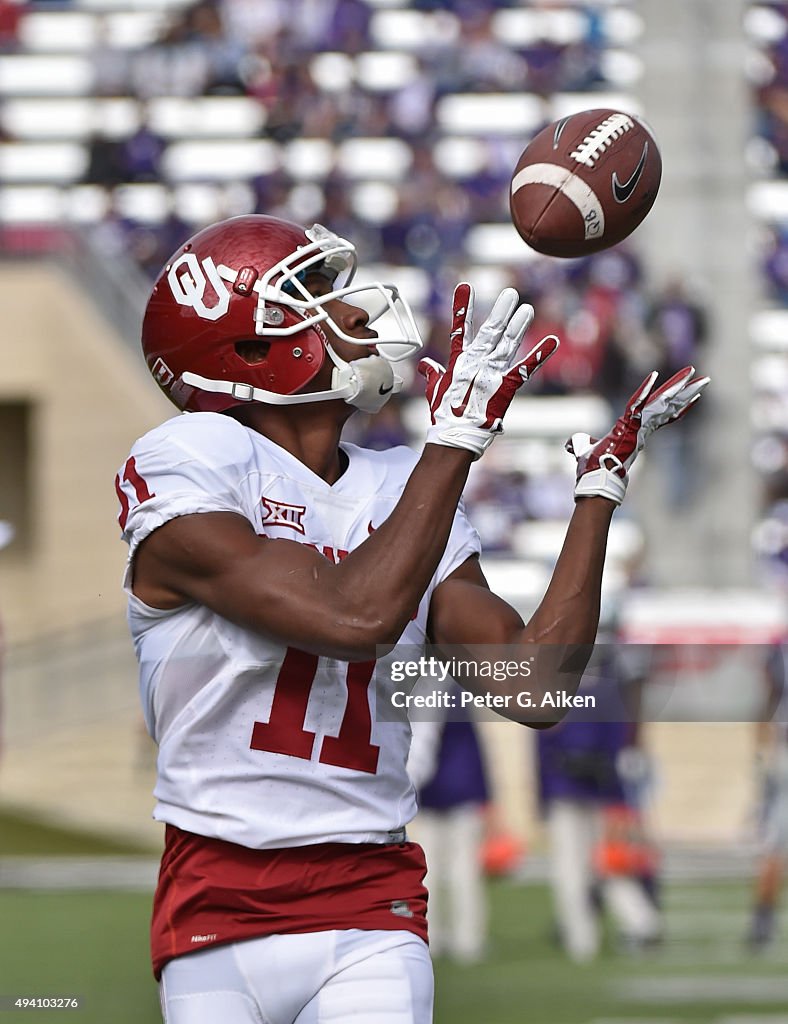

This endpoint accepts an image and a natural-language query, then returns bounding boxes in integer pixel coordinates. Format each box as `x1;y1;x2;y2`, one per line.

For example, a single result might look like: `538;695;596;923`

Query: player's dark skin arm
133;444;475;662
427;496;616;725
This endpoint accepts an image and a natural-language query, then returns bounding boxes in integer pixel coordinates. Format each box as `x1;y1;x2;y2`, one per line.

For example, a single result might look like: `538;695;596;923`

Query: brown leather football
510;108;662;258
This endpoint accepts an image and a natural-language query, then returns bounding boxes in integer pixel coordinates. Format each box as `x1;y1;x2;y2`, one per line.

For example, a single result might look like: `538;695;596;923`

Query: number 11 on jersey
250;648;380;774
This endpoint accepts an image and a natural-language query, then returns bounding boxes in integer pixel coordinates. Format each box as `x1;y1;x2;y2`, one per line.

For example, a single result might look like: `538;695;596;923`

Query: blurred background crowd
0;0;715;565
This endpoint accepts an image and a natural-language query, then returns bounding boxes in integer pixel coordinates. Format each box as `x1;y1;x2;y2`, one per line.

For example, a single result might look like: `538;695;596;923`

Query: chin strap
333;354;401;413
181;355;401;412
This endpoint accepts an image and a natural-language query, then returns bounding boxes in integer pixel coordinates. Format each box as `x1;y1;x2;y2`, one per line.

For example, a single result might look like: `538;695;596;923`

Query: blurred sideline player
535;607;662;961
746;642;788;949
408;703;491;964
115;214;707;1023
0;520;14;762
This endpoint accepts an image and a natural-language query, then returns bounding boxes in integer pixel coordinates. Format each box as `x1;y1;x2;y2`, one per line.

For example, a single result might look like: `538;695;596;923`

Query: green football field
2;809;787;1024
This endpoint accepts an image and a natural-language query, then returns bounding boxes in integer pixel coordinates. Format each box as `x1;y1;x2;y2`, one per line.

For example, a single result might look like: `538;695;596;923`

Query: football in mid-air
509;108;662;258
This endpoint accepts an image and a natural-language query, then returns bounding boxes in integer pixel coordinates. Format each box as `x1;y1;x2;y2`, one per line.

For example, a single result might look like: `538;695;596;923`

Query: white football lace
570;113;635;168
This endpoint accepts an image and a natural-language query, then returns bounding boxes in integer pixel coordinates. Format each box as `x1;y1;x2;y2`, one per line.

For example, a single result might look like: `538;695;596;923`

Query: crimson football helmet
142;214;423;414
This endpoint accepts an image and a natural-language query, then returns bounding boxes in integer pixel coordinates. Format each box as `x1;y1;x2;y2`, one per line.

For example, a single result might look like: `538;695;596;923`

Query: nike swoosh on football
552;116;570;149
378;383;393;395
611;142;649;203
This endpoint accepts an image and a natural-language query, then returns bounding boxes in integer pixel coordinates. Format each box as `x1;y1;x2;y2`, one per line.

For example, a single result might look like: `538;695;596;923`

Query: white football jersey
117;412;480;849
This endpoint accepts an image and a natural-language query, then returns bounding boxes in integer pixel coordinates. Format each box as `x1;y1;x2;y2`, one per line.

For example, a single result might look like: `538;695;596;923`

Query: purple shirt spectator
419;717;490;811
536;648;640;808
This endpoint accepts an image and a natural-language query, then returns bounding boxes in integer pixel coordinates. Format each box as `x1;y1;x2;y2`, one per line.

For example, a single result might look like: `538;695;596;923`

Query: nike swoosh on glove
566;365;710;504
419;283;559;460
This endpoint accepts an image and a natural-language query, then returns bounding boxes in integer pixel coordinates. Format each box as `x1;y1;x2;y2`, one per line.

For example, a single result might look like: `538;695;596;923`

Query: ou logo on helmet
167;253;231;321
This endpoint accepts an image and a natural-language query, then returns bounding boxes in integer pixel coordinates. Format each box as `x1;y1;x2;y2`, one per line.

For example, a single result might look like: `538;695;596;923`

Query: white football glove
419;283;559;460
566;365;710;504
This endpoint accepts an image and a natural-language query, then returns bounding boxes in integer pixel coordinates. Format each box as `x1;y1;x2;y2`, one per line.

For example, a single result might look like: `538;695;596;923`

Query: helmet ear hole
235;340;271;365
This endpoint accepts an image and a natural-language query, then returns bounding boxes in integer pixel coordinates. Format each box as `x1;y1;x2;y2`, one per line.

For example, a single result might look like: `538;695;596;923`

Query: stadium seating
746;2;788;582
0;0;666;589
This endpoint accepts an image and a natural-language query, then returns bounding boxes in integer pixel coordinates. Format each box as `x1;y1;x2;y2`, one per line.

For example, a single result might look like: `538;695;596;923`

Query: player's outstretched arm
428;367;710;722
131;285;556;662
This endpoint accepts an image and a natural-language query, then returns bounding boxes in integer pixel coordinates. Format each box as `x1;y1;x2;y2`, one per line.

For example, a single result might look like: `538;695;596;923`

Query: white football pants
160;929;433;1024
546;798;660;962
413;805;487;962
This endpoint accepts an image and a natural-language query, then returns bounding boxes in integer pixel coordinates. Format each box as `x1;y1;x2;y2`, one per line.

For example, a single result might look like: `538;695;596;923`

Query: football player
745;643;788;949
116;214;708;1023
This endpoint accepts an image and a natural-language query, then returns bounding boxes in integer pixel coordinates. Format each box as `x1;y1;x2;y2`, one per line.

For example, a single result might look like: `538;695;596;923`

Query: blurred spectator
755;34;788;173
322;0;372;55
131;31;213;100
416;314;453;373
83;133;127;188
451;11;527;93
461;144;513;222
91;199;136;260
520;36;574;97
535;606;661;961
125;224;170;280
189;1;246;95
754;494;788;588
119;122;166;184
763;225;788;304
408;704;491;964
745;642;788;949
262;61;316;143
463;466;530;553
130;2;247;100
646;278;708;380
0;104;13;144
157;208;194;264
645;278;709;506
516;283;572;395
0;520;12;761
581;249;646;403
522;467;575;522
379;151;472;272
512;248;647;400
252;170;293;221
321;173;380;257
380;190;438;270
221;0;285;49
388;65;437;140
92;17;132;97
